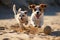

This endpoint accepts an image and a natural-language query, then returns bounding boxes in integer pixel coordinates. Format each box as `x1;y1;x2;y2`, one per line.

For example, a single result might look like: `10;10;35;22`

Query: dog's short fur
29;4;47;28
13;4;28;27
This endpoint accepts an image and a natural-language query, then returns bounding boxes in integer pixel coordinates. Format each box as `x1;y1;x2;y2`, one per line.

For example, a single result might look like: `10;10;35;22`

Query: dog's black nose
37;12;39;14
21;17;22;19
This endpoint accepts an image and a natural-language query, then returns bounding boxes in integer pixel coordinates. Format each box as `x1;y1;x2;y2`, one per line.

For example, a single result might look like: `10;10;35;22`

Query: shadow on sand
51;31;60;36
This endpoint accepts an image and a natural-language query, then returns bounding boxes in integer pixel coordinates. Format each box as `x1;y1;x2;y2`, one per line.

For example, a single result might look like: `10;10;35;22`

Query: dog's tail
13;4;17;15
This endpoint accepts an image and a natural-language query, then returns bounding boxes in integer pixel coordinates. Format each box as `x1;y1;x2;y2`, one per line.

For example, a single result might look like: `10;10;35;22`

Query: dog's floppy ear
29;4;35;9
40;4;47;9
13;4;17;15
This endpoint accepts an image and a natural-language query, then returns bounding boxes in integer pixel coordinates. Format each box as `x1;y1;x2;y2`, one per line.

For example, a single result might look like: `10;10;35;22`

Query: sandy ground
0;5;60;40
0;15;60;40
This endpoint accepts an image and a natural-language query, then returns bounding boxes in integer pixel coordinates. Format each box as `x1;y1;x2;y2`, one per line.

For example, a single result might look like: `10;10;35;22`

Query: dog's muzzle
21;17;24;21
36;12;40;19
21;17;22;20
37;12;39;15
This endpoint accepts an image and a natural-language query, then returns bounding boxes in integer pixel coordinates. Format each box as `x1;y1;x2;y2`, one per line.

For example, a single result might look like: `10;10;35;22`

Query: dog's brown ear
40;4;47;9
29;4;35;9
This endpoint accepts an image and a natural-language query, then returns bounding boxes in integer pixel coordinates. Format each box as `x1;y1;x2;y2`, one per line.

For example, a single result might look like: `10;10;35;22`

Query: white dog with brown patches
29;4;47;28
13;4;28;27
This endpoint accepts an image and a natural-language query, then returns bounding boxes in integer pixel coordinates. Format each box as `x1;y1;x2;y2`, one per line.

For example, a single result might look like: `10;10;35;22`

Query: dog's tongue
36;15;40;19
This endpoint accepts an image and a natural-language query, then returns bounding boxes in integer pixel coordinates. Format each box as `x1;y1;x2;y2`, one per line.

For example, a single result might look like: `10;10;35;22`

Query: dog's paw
38;26;41;28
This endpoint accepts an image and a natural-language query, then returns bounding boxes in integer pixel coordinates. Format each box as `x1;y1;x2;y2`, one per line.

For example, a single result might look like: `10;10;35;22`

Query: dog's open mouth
36;14;40;19
21;19;24;22
19;18;24;23
21;18;23;21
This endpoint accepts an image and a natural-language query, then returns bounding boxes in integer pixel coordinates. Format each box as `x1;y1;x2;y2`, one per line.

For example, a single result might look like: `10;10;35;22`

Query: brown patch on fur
29;4;36;9
40;4;47;9
29;4;47;13
40;4;47;12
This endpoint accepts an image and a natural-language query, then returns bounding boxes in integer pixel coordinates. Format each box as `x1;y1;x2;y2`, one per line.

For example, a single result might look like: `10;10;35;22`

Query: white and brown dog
13;4;28;27
29;4;47;28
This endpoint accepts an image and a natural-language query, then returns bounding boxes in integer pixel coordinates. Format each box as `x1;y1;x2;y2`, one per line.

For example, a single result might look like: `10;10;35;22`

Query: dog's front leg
31;20;36;27
38;19;43;28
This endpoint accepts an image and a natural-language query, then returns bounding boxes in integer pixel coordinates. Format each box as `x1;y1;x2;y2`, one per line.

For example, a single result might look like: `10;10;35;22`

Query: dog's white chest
31;13;44;26
34;18;40;24
35;16;43;24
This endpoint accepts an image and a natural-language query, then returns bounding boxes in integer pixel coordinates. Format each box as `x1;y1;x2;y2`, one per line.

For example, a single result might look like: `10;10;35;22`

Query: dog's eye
22;15;25;17
34;9;36;11
39;9;41;11
19;15;21;17
25;12;27;14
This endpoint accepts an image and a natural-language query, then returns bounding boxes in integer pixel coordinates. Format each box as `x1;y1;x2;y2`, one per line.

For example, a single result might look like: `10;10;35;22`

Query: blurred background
0;0;60;19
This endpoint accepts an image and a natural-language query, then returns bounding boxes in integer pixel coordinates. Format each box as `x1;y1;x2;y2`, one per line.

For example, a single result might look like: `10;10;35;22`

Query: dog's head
13;4;28;22
29;4;47;19
18;10;28;22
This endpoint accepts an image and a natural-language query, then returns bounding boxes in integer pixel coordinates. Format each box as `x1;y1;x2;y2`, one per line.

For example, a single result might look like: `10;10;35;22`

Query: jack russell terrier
13;4;28;28
29;4;47;28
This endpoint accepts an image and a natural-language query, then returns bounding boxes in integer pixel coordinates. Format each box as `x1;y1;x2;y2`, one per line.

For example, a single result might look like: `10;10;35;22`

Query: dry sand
0;15;60;40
